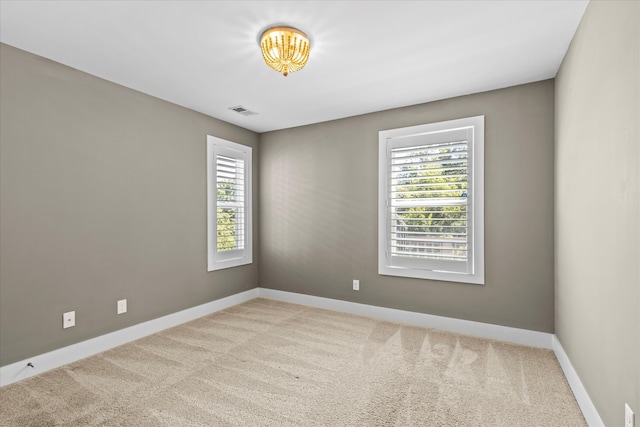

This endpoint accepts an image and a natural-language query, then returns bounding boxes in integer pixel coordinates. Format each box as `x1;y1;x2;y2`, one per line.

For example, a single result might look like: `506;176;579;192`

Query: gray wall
555;1;639;426
259;80;556;333
0;43;260;366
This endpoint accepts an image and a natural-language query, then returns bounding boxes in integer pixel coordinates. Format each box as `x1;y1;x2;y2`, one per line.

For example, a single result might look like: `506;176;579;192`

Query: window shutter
379;116;483;284
207;135;252;271
216;153;246;252
388;133;472;274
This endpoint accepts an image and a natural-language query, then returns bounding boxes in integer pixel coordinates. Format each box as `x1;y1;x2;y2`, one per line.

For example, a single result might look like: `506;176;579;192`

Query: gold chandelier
260;26;310;77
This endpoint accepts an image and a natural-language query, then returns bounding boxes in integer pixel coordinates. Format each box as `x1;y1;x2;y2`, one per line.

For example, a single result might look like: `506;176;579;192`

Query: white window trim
207;135;253;271
378;116;485;285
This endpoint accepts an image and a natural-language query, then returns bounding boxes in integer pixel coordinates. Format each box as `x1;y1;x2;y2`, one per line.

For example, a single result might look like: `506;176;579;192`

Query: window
207;136;252;271
378;116;484;284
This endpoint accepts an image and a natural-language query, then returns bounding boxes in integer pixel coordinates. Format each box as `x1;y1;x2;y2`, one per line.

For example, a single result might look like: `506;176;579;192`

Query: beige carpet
0;298;585;426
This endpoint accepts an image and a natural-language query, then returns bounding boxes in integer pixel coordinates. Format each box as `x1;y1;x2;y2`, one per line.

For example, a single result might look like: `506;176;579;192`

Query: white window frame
378;116;484;285
207;135;252;271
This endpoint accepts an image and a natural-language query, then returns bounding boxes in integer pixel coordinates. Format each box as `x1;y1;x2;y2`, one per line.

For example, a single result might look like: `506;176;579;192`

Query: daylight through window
379;116;484;284
207;136;252;271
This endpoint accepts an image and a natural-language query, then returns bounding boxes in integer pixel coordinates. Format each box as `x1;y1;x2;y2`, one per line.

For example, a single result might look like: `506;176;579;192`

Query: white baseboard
0;288;258;387
257;288;554;349
553;336;605;427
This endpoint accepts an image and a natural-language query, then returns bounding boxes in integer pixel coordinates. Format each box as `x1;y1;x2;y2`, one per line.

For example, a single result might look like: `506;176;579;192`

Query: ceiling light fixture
260;26;310;77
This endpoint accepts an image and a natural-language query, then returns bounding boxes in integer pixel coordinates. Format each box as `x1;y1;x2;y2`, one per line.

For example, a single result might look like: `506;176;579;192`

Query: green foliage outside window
217;179;242;251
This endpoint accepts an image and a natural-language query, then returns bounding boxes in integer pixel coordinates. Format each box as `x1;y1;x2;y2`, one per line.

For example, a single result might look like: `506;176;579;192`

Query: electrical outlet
353;279;360;291
626;404;635;427
62;311;75;329
117;299;127;314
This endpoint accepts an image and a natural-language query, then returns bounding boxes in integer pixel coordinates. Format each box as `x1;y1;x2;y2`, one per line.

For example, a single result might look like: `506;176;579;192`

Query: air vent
228;105;258;116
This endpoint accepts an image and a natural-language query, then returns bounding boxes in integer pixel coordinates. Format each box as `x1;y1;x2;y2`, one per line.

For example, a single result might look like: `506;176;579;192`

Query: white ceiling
0;0;588;133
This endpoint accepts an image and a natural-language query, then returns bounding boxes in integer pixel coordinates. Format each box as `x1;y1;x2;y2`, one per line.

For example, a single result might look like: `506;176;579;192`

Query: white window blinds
216;154;246;252
207;136;252;271
389;134;471;274
379;116;484;284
